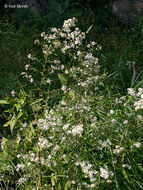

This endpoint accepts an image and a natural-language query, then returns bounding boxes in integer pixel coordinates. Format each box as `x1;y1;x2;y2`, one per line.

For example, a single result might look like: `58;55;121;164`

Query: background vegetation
0;0;143;189
0;0;143;97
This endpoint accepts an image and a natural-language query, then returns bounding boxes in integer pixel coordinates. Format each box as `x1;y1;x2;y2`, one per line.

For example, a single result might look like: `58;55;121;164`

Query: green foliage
0;17;143;189
0;1;143;189
46;0;83;27
10;9;41;22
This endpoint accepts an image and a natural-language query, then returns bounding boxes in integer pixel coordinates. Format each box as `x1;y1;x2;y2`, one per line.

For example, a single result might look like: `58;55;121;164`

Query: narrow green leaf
0;100;9;104
68;90;75;98
30;99;43;106
17;112;23;119
19;99;25;105
58;183;62;190
10;118;16;132
58;73;67;85
3;120;11;127
51;175;57;187
30;122;36;136
64;181;71;190
122;169;129;181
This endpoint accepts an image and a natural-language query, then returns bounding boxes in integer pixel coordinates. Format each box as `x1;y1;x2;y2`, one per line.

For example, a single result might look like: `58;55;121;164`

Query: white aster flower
113;145;124;154
34;39;40;44
46;79;51;84
63;123;70;130
61;85;66;91
111;119;117;124
27;54;32;59
11;90;16;97
123;120;128;124
41;32;46;37
133;142;141;148
110;110;115;115
100;168;109;179
127;88;135;96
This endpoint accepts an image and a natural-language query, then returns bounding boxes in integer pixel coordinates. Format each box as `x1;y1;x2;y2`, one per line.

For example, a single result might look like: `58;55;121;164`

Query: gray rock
112;0;143;25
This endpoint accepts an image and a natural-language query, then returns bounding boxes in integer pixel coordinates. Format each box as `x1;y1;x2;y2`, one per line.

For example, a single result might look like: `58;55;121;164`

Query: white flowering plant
0;18;143;190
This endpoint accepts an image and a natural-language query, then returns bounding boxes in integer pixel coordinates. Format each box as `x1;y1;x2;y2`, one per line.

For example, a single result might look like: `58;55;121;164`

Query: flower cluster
97;139;112;150
128;88;143;110
17;177;27;185
20;17;104;99
100;166;113;181
38;110;63;131
1;16;142;190
113;145;124;154
71;124;84;136
122;164;131;170
134;91;143;110
76;161;98;188
15;163;25;172
40;17;85;55
128;88;136;96
38;137;53;149
21;71;34;83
